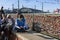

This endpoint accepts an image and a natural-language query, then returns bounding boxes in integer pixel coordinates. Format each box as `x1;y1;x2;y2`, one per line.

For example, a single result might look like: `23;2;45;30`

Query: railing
8;13;60;39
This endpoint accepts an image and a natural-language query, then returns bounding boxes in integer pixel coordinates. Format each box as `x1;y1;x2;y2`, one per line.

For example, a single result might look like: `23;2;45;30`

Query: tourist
1;6;5;14
14;14;29;32
6;14;15;33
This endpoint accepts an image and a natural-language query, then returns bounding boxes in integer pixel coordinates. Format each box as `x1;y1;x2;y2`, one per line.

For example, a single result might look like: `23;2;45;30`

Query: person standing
1;6;5;14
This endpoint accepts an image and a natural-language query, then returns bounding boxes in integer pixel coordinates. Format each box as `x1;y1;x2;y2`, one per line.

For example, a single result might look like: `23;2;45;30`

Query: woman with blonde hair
6;14;15;32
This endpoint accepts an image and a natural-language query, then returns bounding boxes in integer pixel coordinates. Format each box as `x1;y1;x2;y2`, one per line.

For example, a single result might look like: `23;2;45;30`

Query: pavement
15;30;58;40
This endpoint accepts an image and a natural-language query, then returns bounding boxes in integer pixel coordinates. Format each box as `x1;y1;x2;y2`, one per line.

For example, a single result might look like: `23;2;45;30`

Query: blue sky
0;0;60;12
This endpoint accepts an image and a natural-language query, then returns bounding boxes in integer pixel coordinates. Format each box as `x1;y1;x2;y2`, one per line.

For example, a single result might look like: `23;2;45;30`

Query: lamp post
18;0;19;13
12;4;14;11
42;2;43;12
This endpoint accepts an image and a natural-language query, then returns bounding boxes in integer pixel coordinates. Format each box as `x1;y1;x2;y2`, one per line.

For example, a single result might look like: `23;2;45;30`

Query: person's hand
19;27;21;29
21;26;23;28
19;26;23;29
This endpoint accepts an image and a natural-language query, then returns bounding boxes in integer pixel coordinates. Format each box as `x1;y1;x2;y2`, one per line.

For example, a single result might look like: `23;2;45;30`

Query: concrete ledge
15;32;58;40
16;33;28;40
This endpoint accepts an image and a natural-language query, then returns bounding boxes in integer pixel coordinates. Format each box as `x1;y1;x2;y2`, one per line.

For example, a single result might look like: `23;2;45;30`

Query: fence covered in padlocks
10;13;60;39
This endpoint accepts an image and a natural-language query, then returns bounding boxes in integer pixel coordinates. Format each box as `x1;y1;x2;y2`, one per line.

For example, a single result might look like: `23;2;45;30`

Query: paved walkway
15;30;58;40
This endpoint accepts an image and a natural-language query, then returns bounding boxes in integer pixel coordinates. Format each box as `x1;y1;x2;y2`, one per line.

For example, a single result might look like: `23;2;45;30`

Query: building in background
4;7;50;14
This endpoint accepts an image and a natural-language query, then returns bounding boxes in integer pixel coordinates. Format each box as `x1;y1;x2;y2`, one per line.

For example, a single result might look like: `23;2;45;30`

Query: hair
7;14;11;18
1;6;3;10
20;14;24;18
1;6;3;8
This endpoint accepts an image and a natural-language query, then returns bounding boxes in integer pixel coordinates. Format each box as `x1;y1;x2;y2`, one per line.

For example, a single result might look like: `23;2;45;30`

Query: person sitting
6;14;15;33
14;14;29;32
